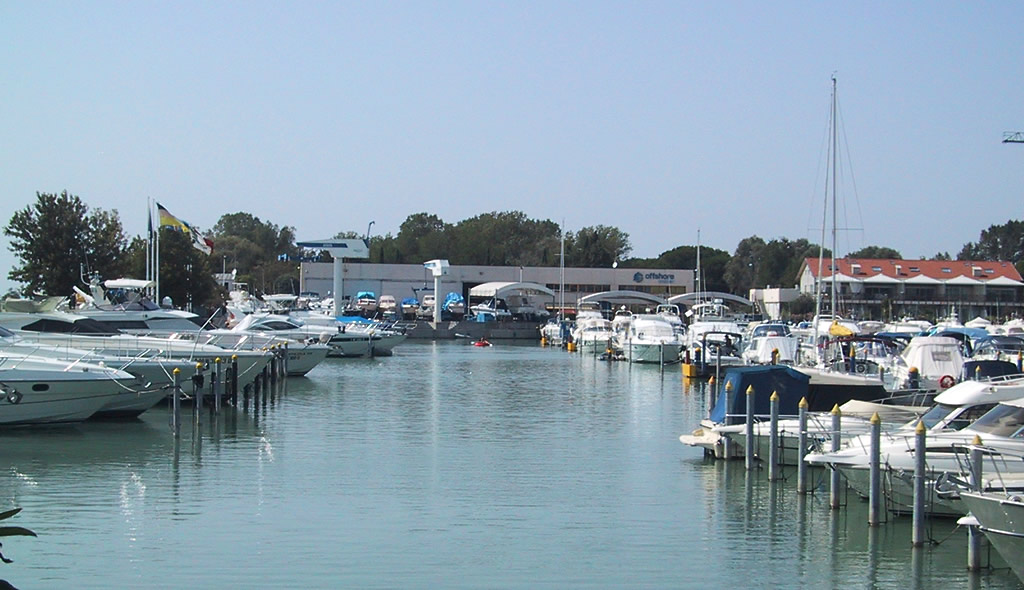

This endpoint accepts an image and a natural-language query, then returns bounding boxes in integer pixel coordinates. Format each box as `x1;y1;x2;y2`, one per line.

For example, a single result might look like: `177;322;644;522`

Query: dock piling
830;404;843;509
745;385;755;470
912;420;927;546
768;391;780;481
797;397;809;494
868;412;882;526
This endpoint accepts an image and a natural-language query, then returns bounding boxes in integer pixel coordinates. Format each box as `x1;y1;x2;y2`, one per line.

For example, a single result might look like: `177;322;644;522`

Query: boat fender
939;375;955;389
5;390;21;405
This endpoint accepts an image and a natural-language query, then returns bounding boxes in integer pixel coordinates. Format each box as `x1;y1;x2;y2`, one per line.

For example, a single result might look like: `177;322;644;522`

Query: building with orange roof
797;258;1024;321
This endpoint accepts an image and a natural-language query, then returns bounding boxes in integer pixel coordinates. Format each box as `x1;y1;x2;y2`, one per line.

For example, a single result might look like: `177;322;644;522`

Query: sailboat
792;76;896;399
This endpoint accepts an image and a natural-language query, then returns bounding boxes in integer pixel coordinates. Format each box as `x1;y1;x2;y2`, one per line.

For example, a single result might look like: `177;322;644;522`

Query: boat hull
0;370;129;424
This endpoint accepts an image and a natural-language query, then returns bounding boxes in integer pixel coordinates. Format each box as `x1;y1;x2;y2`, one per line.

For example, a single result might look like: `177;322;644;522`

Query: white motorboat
716;376;1020;466
0;310;273;391
742;323;799;365
805;392;1024;516
571;311;614;354
0;324;190;417
468;298;512;321
960;491;1024;584
621;314;683;364
237;313;406;358
0;355;138;424
895;335;965;389
167;330;330;376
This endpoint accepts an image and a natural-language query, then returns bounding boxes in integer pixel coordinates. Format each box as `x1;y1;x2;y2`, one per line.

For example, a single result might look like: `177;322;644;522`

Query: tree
4;191;128;296
958;219;1024;275
394;213;450;263
724;236;766;295
564;225;631;267
847;246;902;259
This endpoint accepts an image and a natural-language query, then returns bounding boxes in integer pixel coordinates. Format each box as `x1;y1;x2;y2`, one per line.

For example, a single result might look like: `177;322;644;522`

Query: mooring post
213;357;222;413
745;384;755;470
769;390;780;481
830;404;843;510
171;367;181;437
194;362;204;422
797;397;809;494
912;420;927;546
230;355;239;401
282;342;289;377
868;412;882;526
968;435;985;570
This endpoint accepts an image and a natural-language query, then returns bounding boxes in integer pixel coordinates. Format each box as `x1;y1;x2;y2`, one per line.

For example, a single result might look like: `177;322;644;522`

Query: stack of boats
0;276;408;426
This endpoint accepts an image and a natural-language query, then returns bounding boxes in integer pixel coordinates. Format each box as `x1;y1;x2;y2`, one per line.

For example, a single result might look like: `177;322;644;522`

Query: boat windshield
969;404;1024;437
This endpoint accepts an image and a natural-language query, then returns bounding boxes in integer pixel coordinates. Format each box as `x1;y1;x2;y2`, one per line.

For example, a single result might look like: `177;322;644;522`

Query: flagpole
155;207;160;304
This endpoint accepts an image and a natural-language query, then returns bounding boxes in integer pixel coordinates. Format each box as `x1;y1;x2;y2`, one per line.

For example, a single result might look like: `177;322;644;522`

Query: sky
2;1;1022;293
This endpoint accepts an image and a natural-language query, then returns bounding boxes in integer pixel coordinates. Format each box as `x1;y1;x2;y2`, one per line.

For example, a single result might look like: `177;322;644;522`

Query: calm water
0;341;1020;589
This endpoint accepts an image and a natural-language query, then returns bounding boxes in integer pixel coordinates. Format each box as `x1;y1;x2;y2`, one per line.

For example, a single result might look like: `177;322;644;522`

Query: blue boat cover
401;298;418;306
335;316;374;325
442;292;465;310
709;366;810;424
355;291;375;299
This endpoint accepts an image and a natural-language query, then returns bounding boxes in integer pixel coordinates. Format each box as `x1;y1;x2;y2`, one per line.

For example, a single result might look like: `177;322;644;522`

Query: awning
469;282;556;299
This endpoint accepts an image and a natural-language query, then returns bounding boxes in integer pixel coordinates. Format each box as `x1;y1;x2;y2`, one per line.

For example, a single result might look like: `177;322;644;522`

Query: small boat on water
621;314;683;364
473;339;492;347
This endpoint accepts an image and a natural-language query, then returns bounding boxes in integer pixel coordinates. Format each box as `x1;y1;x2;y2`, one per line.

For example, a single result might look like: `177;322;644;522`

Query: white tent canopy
469;282;555;299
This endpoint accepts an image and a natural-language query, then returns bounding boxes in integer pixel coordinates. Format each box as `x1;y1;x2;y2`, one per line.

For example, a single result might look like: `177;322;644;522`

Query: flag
156;202;213;255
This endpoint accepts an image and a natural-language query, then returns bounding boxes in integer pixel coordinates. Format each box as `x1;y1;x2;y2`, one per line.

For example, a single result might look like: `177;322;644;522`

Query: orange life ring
939;375;955;389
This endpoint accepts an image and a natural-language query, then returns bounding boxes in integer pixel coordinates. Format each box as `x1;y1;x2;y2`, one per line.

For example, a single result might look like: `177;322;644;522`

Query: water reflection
3;342;1023;588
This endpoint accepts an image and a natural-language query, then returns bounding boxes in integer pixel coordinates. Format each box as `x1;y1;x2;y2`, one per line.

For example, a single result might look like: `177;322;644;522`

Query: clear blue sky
2;1;1022;293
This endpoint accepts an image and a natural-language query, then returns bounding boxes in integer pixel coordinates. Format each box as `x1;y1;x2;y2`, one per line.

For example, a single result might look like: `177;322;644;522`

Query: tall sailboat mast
829;75;838;317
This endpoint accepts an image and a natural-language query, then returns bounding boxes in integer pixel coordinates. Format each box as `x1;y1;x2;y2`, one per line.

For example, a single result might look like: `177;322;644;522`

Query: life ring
939;375;955;389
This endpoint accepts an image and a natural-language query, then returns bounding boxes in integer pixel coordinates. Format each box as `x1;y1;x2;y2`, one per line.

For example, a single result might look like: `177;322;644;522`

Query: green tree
211;212;300;291
958;219;1024;275
4;191;128;296
564;225;631;267
394;213;450;263
724;236;766;295
848;245;902;259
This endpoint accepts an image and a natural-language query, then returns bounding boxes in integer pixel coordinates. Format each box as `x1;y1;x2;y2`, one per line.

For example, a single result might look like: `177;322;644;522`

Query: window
941;268;952;273
871;266;882;272
909;267;920;273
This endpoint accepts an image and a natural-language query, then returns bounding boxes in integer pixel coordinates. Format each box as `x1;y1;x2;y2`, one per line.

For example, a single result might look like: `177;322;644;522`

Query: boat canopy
709;366;810;424
469;282;555;299
961;360;1020;381
579;290;665;306
104;278;155;290
669;291;753;309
